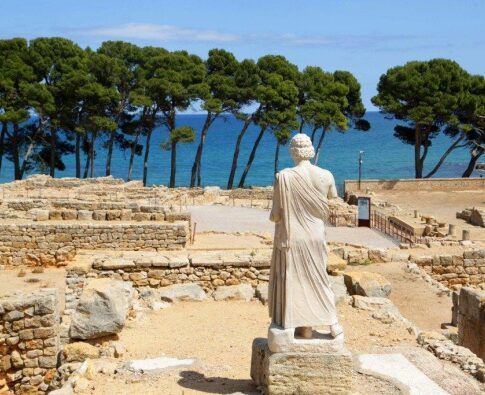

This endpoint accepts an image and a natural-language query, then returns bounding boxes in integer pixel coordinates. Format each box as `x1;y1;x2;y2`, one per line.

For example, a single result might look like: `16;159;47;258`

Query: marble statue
267;133;343;351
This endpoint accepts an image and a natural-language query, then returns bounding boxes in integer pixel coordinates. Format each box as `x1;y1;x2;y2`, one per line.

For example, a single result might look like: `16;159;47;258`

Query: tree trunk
0;122;6;174
238;126;266;188
299;120;304;133
414;125;422;178
310;126;318;144
227;116;252;189
169;140;177;188
313;127;327;165
49;128;56;177
90;131;97;178
274;141;280;177
105;130;116;176
419;134;430;178
19;138;36;180
190;113;213;187
12;123;21;180
424;135;466;178
462;149;483;177
127;134;139;182
75;133;81;178
83;135;90;179
142;129;152;187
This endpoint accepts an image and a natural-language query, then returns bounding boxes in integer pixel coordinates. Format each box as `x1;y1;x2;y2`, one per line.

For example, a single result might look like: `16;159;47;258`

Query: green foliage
3;36;481;186
372;58;474;177
171;126;196;144
372;59;468;127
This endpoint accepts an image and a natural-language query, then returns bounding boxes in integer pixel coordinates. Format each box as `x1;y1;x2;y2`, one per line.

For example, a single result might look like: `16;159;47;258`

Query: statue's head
290;133;315;163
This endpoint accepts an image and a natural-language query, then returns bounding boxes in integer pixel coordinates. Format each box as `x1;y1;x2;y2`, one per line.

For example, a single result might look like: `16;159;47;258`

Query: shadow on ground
177;371;258;394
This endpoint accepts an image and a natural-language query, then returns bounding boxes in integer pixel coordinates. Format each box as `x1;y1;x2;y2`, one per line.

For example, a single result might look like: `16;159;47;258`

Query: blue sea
0;112;480;190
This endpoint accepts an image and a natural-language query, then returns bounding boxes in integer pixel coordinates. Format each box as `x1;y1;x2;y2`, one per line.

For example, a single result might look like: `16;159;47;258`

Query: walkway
187;205;398;249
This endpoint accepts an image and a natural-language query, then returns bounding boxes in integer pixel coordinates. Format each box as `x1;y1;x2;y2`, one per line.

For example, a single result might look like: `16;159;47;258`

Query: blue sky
2;0;484;110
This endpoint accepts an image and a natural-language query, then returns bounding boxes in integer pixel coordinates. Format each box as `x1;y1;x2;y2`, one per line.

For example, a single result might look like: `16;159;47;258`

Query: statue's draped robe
268;166;338;328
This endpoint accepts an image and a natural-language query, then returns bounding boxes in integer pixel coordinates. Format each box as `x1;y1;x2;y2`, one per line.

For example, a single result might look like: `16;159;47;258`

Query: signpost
357;196;371;227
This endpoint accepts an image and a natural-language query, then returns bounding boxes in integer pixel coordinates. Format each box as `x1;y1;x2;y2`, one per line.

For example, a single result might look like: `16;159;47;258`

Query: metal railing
370;210;415;243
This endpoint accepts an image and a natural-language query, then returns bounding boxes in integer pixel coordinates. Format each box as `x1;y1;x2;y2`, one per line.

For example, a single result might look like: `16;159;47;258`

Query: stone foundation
0;222;188;267
64;251;272;312
251;338;353;395
414;250;485;289
456;287;485;361
457;207;485;228
0;289;60;394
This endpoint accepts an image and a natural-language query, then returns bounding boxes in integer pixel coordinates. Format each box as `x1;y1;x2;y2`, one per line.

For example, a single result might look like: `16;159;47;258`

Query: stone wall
64;251;272;312
0;289;60;394
457;207;485;228
414;250;485;290
456;287;485;361
0;222;188;267
344;177;485;194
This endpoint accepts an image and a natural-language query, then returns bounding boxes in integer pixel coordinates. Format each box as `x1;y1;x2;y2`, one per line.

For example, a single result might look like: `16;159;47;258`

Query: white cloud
82;23;240;43
76;23;423;49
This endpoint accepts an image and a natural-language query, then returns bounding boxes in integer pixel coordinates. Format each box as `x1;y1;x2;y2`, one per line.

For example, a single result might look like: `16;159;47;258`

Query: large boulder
212;284;254;301
344;271;391;298
256;284;268;305
352;295;393;311
327;253;347;273
158;284;207;302
329;275;348;305
70;279;134;340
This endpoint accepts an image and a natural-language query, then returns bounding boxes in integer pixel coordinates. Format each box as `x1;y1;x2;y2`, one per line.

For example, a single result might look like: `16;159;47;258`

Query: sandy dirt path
348;261;452;331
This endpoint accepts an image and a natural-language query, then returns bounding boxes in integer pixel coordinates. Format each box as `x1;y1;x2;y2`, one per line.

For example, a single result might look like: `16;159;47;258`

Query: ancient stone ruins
0;173;484;394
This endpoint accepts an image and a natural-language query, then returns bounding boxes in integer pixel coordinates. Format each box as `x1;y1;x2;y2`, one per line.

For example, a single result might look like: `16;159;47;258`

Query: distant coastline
0;112;478;189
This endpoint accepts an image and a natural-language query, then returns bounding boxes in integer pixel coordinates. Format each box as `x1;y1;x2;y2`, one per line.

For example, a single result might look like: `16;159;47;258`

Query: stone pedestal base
251;338;353;395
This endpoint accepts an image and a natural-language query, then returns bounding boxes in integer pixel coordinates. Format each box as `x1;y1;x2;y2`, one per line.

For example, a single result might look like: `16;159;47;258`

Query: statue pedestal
251;337;353;395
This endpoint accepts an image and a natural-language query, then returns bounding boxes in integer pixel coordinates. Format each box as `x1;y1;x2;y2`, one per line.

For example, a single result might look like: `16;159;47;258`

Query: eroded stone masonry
0;290;60;394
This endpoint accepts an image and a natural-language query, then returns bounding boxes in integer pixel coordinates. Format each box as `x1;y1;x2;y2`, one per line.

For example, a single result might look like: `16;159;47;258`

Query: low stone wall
457;207;485;228
344;177;485;195
456;287;485;361
65;251;272;312
0;289;60;394
414;250;485;289
0;222;188;267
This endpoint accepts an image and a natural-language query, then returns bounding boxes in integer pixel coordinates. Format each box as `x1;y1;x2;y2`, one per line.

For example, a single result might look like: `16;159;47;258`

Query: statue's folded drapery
268;166;338;329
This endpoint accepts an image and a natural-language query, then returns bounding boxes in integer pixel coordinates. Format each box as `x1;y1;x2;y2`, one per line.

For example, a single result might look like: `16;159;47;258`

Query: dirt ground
0;268;66;308
372;189;485;241
77;299;483;395
78;301;417;395
348;261;452;331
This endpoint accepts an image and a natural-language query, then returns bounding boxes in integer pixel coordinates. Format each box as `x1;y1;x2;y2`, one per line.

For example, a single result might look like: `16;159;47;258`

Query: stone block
256;284;268;305
344;271;391;298
31;209;50;221
77;210;93;221
251;338;353;395
120;209;132;221
38;356;57;368
132;212;151;222
93;210;107;221
327;253;347;273
158;283;207;302
63;342;100;362
62;210;77;220
106;210;121;221
212;284;254;301
49;210;63;220
70;279;134;340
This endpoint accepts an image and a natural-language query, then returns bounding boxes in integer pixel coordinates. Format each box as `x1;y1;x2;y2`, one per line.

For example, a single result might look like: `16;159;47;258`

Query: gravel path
188;205;398;249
